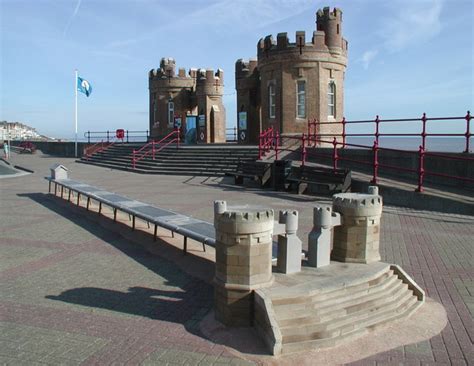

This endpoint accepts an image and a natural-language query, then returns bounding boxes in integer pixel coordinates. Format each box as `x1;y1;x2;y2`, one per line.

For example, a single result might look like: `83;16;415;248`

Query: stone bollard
331;189;383;264
213;201;274;326
308;206;341;268
277;210;302;274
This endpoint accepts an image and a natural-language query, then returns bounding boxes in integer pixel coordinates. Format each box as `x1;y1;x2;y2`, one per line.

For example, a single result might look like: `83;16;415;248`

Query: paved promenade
0;153;472;365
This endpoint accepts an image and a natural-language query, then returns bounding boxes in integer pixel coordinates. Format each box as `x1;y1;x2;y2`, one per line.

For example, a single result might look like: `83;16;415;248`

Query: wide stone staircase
78;143;259;176
255;263;424;355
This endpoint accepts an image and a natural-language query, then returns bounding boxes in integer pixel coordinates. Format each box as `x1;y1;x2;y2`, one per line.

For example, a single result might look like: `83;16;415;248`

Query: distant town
0;121;53;141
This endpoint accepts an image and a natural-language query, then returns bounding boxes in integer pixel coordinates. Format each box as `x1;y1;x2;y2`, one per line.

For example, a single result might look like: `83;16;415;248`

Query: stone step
276;273;400;324
273;269;394;308
280;283;412;343
84;156;246;168
280;297;420;354
281;328;368;354
78;159;235;176
78;160;231;176
82;143;259;176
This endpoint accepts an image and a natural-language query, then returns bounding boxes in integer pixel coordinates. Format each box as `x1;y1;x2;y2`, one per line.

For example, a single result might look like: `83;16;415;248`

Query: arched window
168;100;174;127
297;80;306;118
328;82;335;117
268;84;276;119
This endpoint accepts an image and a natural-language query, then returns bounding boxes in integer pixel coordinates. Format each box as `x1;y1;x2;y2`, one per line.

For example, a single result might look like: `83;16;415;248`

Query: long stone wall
11;141;87;158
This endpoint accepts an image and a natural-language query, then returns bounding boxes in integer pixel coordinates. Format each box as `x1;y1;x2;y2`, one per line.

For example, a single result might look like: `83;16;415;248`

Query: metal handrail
132;128;180;169
84;130;149;143
302;136;474;191
259;112;473;192
306;111;472;153
84;139;117;160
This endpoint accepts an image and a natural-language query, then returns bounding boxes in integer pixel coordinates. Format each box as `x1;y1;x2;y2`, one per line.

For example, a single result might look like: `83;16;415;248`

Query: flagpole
75;69;78;158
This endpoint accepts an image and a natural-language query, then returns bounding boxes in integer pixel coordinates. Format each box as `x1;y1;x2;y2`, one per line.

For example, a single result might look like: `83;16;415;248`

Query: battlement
257;30;341;54
218;208;274;223
333;193;383;217
196;68;224;83
316;6;342;21
149;58;224;83
235;58;258;78
256;6;346;58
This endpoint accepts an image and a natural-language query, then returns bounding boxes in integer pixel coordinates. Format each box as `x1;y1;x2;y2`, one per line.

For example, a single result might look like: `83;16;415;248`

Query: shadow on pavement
46;286;209;324
184;175;333;204
18;192;215;335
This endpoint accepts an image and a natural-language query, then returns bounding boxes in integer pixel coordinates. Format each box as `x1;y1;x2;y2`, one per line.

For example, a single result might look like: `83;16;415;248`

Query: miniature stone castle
213;188;425;355
148;58;226;143
236;7;348;144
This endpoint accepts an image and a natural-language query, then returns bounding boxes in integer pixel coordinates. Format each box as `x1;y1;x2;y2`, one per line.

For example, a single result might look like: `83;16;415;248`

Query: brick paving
0;153;472;365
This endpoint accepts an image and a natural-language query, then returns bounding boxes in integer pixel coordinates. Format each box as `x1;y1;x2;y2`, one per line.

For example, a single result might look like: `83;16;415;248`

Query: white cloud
360;50;378;69
63;0;82;37
380;0;444;51
106;0;316;49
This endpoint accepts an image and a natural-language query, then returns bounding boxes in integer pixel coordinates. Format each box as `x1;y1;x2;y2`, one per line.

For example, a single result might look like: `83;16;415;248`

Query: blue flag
77;76;92;97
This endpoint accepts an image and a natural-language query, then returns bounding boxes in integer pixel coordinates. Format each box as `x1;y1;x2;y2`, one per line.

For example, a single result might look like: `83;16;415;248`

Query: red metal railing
84;139;117;160
300;136;474;192
306;111;472;153
132;128;180;169
258;127;281;160
258;111;473;192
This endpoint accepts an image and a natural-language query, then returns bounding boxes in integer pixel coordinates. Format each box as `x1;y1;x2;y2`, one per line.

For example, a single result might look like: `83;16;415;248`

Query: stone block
50;164;68;180
277;234;302;274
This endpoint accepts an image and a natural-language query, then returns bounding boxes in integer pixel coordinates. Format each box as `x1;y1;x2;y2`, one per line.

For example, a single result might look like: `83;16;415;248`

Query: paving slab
0;152;473;365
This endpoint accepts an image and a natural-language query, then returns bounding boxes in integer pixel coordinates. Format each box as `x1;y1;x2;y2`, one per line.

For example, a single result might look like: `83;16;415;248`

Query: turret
160;57;176;77
196;68;224;97
316;7;343;54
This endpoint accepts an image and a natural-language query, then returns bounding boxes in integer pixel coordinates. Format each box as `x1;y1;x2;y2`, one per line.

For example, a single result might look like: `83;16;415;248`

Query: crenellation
312;30;328;49
264;35;275;50
277;33;289;49
295;30;306;46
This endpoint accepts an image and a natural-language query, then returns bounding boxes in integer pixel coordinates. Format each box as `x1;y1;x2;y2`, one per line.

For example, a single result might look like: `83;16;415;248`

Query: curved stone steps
280;284;415;344
281;297;421;354
276;271;400;324
273;268;394;310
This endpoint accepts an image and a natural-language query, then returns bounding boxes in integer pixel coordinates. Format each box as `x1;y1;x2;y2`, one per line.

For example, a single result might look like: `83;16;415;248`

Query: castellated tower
149;57;226;143
196;68;226;143
235;6;348;144
235;58;260;144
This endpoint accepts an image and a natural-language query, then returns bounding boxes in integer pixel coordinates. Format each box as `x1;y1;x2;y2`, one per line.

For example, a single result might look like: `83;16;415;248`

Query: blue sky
0;0;472;139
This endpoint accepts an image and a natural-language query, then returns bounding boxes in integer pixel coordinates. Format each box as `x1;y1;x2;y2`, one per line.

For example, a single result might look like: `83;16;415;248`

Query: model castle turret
149;58;226;143
236;6;348;144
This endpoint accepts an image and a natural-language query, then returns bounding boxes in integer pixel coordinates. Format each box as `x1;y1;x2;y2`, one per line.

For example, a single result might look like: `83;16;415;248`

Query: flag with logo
77;76;92;97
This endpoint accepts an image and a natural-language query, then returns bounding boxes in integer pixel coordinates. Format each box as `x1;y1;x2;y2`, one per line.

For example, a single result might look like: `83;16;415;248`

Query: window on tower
328;81;336;117
268;84;276;119
297;80;306;118
168;101;174;127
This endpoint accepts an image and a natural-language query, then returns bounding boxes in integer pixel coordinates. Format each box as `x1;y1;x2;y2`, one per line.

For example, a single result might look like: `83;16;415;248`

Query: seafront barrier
10;140;473;190
11;141;87;157
302;147;473;189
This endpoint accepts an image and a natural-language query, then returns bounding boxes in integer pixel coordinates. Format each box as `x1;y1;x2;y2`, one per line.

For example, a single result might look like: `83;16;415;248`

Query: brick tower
235;6;348;144
148;58;226;143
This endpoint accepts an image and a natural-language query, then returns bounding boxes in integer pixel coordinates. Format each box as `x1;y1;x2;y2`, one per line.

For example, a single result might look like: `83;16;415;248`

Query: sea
344;137;470;153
